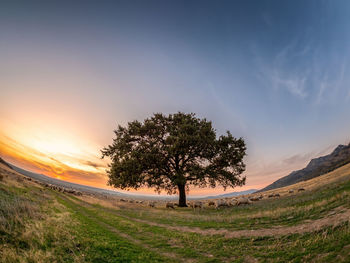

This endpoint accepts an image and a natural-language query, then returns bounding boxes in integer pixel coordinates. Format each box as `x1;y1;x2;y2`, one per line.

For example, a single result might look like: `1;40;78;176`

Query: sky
1;0;350;196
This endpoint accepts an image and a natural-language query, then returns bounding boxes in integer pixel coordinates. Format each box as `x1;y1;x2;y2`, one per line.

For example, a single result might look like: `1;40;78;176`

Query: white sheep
236;197;252;206
215;199;229;209
190;201;203;210
165;202;175;209
229;198;238;206
207;201;215;207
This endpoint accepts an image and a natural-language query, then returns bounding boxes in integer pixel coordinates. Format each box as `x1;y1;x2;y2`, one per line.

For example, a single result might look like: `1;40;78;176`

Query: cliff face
260;143;350;192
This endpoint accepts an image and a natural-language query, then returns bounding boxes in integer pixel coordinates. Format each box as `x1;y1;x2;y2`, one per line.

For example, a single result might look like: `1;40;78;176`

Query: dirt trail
66;193;350;238
97;220;185;261
129;208;350;238
57;193;194;263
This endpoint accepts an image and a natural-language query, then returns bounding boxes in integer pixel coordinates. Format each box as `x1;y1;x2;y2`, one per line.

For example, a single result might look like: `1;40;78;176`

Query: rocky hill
260;143;350;192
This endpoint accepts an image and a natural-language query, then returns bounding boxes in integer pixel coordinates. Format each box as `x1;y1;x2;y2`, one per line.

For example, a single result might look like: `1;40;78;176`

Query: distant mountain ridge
203;189;257;199
260;143;350;192
0;157;12;169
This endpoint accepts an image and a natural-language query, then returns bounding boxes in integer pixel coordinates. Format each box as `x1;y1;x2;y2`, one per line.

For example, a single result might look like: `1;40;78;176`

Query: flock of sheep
186;197;253;210
116;197;253;210
115;187;307;210
16;169;307;209
22;176;83;196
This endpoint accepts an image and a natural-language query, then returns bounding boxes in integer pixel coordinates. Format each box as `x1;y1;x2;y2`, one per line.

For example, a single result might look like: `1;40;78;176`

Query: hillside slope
1;159;350;262
260;143;350;192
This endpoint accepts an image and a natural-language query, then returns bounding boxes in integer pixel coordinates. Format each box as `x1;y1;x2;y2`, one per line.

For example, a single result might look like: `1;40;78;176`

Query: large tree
101;112;246;207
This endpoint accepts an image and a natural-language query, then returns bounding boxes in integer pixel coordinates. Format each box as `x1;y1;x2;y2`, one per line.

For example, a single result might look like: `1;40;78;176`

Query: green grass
0;177;172;262
57;192;350;262
1;166;350;262
56;194;176;263
68;178;350;231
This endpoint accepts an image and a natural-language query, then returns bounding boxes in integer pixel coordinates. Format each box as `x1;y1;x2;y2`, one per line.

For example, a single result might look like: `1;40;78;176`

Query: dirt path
57;193;195;263
67;193;350;238
128;207;350;238
96;219;185;261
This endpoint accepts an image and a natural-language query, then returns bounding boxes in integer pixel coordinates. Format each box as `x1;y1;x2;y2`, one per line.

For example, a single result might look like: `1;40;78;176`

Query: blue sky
1;0;350;192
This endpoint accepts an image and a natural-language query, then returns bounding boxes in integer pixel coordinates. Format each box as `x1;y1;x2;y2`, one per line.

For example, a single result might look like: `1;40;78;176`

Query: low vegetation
0;163;350;262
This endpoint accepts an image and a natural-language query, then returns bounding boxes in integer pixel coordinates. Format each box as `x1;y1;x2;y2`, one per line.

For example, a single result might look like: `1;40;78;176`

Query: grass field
1;163;350;262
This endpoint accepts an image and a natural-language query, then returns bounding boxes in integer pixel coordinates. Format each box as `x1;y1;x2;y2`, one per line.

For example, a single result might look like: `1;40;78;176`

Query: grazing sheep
207;201;215;207
250;196;260;201
268;193;280;198
166;202;175;209
148;201;156;208
298;188;305;192
236;197;252;206
229;199;238;206
215;199;229;209
191;201;203;210
289;190;294;193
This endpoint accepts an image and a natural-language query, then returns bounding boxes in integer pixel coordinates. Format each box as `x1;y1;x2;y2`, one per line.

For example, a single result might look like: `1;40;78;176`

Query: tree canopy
101;112;246;206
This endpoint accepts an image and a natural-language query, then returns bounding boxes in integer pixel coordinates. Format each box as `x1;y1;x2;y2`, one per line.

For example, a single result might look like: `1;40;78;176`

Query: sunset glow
1;1;350;196
0;116;109;187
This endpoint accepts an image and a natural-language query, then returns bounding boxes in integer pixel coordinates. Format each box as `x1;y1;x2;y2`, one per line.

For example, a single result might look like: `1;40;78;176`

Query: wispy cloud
316;81;327;104
283;153;313;166
255;40;310;99
256;39;350;103
314;59;347;105
270;71;308;98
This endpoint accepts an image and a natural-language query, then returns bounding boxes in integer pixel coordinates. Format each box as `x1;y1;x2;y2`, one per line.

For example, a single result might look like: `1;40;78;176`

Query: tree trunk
178;184;187;207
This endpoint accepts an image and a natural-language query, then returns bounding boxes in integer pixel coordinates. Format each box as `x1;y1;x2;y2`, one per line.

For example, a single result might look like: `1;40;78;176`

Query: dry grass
254;162;350;198
1;208;83;263
0;168;84;263
0;164;43;191
76;194;122;210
